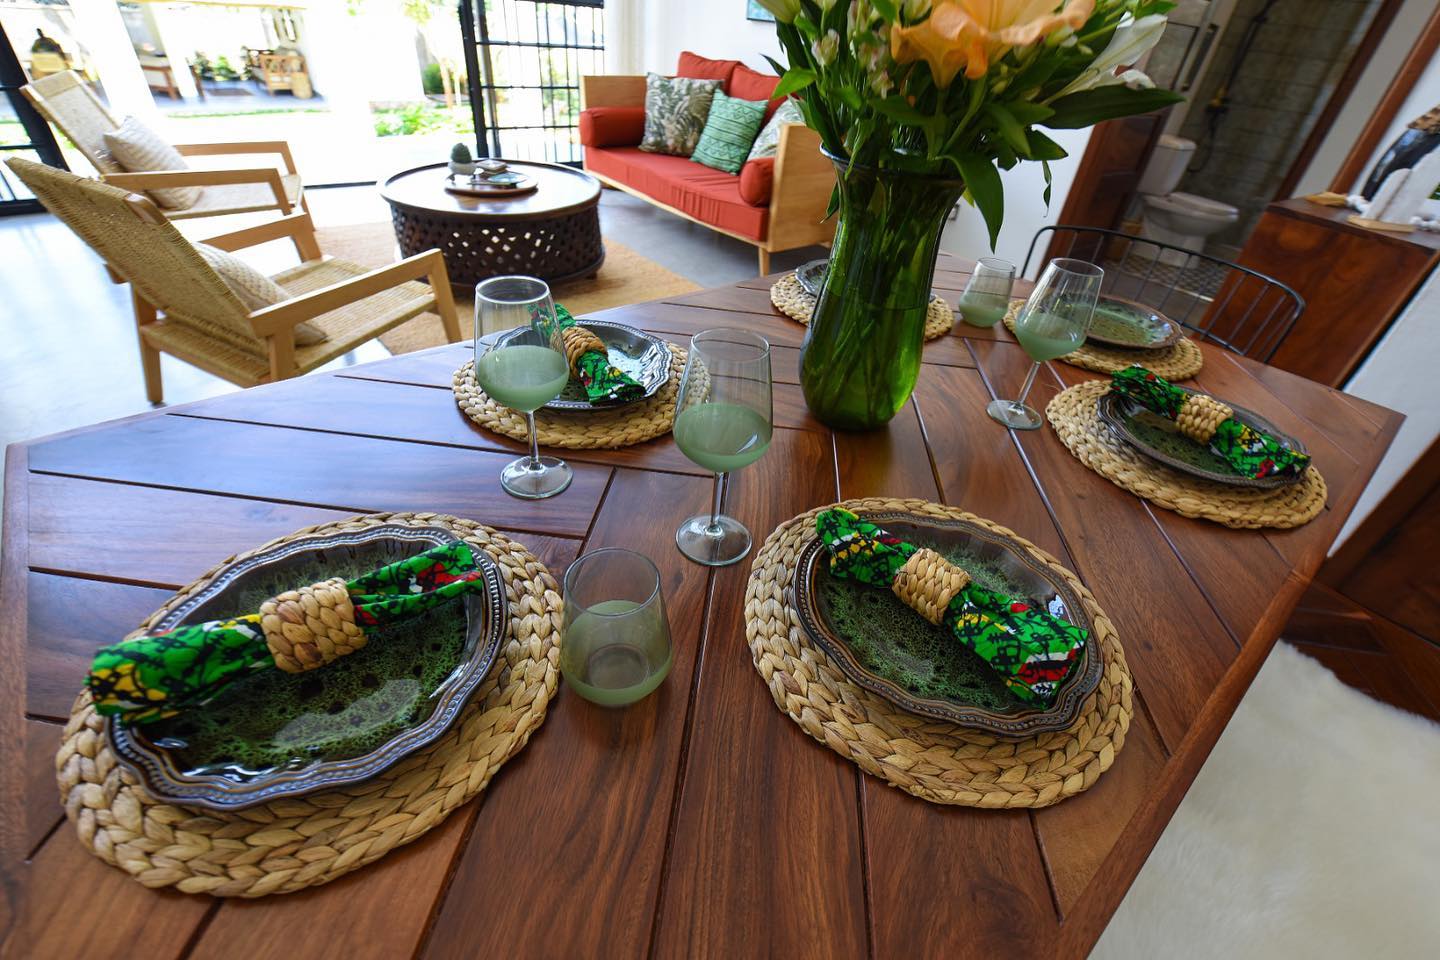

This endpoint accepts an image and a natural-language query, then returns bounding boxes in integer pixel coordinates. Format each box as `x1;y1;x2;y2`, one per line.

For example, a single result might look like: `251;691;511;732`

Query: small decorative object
561;548;674;706
477;158;507;178
757;1;1181;428
449;141;476;177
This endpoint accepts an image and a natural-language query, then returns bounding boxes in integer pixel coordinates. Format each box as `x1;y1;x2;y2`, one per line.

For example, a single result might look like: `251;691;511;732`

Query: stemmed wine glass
472;275;573;499
672;328;773;566
987;258;1104;431
957;257;1017;328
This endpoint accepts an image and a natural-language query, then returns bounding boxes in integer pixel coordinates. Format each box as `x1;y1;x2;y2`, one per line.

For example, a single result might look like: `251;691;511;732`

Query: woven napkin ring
1175;393;1233;444
890;548;971;625
259;578;367;673
561;326;606;376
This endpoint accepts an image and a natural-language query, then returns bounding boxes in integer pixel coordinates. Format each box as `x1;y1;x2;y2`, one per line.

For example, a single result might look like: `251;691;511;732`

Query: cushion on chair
690;91;767;175
585;146;768;240
675;52;740;88
579;107;646;148
639;74;722;156
194;243;328;345
738;158;775;207
746;98;807;164
101;116;202;210
728;64;785;122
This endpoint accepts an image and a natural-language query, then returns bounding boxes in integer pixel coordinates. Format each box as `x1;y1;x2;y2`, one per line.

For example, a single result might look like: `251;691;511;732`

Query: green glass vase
799;156;967;430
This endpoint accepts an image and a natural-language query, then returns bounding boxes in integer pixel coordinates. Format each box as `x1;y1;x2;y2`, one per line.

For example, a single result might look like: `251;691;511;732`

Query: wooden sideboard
1232;198;1440;387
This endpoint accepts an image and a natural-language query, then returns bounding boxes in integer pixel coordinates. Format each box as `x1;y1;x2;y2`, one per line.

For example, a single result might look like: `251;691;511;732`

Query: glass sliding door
0;21;67;215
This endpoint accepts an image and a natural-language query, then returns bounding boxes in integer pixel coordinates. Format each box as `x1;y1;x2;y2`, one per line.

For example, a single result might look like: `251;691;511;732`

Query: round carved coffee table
380;161;604;296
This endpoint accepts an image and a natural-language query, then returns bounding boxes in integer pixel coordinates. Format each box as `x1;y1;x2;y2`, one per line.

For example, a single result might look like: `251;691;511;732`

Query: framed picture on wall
747;1;776;22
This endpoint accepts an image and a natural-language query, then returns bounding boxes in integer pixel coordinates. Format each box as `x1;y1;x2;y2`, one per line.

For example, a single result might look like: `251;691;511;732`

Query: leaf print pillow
639;73;722;156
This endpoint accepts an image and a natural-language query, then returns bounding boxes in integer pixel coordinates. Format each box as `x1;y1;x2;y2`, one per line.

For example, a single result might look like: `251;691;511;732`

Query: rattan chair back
6;158;264;354
21;71;126;175
1023;225;1305;363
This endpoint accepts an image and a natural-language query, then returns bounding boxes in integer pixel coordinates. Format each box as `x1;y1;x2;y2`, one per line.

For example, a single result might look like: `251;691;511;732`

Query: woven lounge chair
7;157;460;402
22;71;305;220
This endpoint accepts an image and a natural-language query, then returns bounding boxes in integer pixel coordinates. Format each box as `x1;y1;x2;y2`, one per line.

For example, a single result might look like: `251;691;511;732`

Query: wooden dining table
0;258;1401;959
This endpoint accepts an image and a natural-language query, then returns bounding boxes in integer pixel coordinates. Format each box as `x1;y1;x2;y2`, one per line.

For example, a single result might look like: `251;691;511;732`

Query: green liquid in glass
673;403;772;473
957;293;1009;328
1015;314;1084;362
563;599;673;707
474;344;570;412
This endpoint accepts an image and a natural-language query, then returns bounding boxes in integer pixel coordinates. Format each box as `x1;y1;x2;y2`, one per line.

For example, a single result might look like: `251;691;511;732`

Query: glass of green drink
673;327;773;566
472;275;573;499
957;257;1016;328
561;548;673;707
987;258;1103;431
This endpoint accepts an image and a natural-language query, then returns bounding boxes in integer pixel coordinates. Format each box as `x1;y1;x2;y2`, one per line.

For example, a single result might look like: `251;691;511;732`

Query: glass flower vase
799;156;967;430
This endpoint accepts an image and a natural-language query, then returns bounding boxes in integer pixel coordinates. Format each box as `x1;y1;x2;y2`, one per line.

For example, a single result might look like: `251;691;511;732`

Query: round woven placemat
1047;380;1327;529
770;273;954;341
453;345;685;450
55;512;562;897
1002;299;1204;380
746;497;1132;809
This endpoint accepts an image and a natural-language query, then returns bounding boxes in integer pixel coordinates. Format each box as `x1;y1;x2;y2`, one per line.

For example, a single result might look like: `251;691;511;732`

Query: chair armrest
173;140;298;175
248;249;447;337
768;124;837;249
102;167;291;212
202;210;321;261
581;75;646;109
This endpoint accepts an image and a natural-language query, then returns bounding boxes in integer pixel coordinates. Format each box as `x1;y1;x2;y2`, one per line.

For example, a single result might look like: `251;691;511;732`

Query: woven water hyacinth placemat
770;273;954;341
746;497;1132;809
55;512;561;897
453;346;686;450
1047;380;1327;529
1002;299;1204;380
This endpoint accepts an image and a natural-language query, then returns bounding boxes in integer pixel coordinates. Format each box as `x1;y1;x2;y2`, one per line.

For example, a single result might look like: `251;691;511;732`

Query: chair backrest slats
21;71;125;175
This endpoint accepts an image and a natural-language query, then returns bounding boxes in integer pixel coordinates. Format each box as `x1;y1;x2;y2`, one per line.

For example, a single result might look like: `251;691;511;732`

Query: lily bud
813;29;842;67
755;0;802;23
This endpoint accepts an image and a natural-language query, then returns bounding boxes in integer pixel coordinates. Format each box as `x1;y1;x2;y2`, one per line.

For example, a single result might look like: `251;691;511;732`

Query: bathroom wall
1175;0;1382;251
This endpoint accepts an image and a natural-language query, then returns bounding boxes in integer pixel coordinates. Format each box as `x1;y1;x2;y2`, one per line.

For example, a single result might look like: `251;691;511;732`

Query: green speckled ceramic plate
107;525;507;811
493;319;672;411
1096;390;1308;490
1087;296;1183;349
792;512;1102;738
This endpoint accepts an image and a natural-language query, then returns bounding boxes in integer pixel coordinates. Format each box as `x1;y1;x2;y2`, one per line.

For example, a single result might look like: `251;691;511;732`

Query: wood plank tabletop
0;261;1402;959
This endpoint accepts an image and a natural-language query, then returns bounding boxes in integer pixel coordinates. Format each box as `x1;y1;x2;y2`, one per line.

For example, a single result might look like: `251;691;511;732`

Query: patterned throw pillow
746;98;807;163
639;73;722;156
194;243;329;345
101;116;202;210
690;91;768;175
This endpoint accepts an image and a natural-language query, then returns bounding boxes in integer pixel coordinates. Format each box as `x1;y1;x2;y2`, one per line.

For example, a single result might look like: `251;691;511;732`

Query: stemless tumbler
561;548;673;707
956;257;1017;328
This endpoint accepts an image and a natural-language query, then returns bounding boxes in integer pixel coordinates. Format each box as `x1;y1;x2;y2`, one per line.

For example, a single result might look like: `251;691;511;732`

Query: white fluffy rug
1092;642;1440;959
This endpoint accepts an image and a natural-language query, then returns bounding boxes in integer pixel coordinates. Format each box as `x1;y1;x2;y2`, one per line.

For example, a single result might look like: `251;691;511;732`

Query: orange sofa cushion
729;64;786;122
579;107;645;148
738;158;774;207
676;51;739;88
586;146;768;241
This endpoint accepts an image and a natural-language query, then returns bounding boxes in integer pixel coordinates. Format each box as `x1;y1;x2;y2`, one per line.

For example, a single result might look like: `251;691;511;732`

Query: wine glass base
987;398;1043;431
500;456;573;499
675;514;752;567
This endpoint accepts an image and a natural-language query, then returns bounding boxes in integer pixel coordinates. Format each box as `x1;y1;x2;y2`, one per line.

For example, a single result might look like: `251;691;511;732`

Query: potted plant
757;0;1182;429
449;142;476;178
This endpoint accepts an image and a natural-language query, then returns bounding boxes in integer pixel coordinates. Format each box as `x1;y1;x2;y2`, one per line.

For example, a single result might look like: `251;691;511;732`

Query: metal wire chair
1022;225;1305;363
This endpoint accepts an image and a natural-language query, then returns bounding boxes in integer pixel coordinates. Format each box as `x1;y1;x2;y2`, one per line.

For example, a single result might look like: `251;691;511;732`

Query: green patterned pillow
690;91;767;175
639;73;722;156
745;98;806;163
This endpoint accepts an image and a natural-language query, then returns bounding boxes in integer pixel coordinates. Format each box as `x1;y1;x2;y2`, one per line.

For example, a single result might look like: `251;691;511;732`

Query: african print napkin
88;543;488;724
815;509;1086;707
1109;366;1311;480
555;305;645;405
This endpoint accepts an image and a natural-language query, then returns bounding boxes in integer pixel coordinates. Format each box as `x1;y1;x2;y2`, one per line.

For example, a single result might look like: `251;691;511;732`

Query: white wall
635;0;782;75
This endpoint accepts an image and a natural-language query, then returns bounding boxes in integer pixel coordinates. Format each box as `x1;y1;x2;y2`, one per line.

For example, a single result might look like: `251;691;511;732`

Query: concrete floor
0;185;826;456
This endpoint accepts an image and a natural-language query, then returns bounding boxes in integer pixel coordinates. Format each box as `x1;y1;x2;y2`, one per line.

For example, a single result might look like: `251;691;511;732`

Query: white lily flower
756;0;802;23
1053;14;1168;98
813;30;841;67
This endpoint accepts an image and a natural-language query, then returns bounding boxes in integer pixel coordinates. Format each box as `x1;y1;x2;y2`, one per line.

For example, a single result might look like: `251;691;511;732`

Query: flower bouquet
755;0;1182;429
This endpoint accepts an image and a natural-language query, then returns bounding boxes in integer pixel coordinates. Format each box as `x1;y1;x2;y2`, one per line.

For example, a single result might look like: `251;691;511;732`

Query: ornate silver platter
1086;296;1184;349
493;319;673;410
107;524;507;811
795;258;829;297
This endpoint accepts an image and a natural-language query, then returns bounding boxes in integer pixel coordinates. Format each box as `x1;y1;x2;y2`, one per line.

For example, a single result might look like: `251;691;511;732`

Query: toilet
1137;135;1238;263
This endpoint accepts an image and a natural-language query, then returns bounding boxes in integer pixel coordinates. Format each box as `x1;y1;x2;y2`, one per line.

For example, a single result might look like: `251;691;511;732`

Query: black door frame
0;22;68;215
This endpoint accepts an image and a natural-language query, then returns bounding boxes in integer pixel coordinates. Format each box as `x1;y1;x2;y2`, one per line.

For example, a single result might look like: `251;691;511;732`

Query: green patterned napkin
1110;366;1311;480
555;305;646;405
88;543;488;724
816;509;1086;707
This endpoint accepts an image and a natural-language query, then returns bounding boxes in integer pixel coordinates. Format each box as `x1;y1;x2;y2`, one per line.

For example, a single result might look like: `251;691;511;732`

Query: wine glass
561;548;673;707
957;257;1016;328
472;275;573;499
672;327;773;566
987;258;1103;431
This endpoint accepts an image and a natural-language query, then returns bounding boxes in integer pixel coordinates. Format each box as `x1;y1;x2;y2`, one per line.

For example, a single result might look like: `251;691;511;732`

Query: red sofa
579;52;835;273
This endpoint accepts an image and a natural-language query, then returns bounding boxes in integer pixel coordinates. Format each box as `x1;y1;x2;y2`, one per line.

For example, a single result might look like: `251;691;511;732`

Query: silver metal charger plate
492;319;673;410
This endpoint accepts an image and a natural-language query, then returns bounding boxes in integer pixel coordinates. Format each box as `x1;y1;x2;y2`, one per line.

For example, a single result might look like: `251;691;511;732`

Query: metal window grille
458;0;604;165
0;23;68;215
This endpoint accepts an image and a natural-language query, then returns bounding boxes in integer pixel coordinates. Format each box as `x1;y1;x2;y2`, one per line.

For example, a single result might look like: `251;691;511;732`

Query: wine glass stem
707;472;727;537
1015;362;1041;409
526;411;542;470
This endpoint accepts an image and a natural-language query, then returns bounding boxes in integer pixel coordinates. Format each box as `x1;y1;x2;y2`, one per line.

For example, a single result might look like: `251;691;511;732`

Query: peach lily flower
891;0;1096;87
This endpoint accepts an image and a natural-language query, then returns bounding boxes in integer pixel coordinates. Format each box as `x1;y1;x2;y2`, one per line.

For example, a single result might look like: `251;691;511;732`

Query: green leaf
838;87;866;112
1043;87;1185;129
774;68;818;99
1041;159;1053;207
984;102;1031;158
870;0;898;20
825;184;839;221
869;96;929;126
1026;129;1068;161
956;154;1004;250
1006;101;1055;126
763;54;789;77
